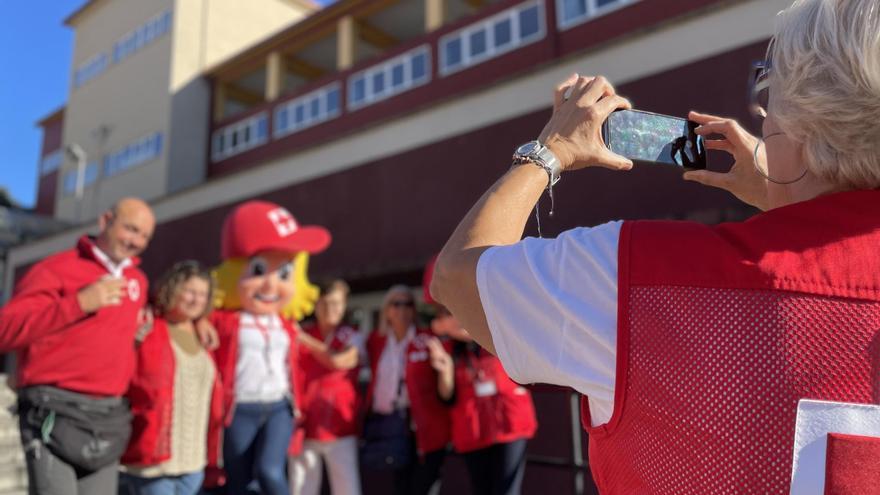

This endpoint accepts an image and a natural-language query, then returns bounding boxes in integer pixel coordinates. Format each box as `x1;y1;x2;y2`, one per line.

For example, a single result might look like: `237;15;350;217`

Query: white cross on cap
268;207;299;237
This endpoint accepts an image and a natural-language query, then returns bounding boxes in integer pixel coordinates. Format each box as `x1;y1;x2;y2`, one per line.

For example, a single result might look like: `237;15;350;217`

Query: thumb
683;170;730;190
596;149;634;171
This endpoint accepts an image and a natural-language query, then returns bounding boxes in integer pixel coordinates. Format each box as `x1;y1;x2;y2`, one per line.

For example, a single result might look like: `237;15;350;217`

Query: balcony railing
212;112;270;161
439;0;545;76
209;0;644;172
347;45;432;111
274;82;342;139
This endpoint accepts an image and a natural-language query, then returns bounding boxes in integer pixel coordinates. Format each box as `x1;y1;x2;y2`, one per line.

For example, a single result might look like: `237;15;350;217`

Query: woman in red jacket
424;256;537;495
364;285;452;495
290;279;362;495
120;261;224;495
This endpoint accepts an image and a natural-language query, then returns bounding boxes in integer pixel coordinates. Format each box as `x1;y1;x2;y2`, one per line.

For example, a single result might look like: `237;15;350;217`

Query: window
391;63;405;88
411;51;428;82
346;45;432;111
40;150;63;176
104;132;164;177
73;53;108;88
444;38;463;70
350;77;367;106
112;10;173;66
211;112;269;160
84;162;99;186
519;5;541;39
494;18;513;48
439;1;547;76
273;83;342;140
470;29;487;58
373;72;386;96
556;0;634;30
63;170;78;196
62;161;99;196
326;87;340;114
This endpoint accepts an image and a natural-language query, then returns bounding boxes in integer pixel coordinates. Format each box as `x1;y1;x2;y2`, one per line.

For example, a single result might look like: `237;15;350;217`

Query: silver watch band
513;141;562;187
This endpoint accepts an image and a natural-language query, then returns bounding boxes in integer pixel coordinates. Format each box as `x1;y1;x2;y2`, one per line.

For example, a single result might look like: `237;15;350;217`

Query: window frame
438;0;547;77
346;45;432;112
212;112;270;161
272;82;342;140
555;0;636;31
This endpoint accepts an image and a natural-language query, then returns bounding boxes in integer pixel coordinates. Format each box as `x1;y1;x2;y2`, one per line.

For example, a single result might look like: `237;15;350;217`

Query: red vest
450;343;537;453
210;310;303;454
366;329;451;454
583;190;880;494
297;323;361;441
122;318;224;467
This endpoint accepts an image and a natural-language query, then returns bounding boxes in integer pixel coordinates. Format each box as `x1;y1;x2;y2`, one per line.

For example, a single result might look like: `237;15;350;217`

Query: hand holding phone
602;109;707;170
537;75;635;172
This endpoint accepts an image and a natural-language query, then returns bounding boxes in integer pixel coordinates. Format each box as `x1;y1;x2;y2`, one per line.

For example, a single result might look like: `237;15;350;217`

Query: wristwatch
512;140;562;187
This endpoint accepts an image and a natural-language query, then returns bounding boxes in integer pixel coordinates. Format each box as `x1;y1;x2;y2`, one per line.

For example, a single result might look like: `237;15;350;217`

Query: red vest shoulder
627;190;880;300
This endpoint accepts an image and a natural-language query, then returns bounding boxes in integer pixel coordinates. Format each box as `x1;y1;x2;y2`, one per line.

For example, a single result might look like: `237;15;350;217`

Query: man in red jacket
0;197;155;495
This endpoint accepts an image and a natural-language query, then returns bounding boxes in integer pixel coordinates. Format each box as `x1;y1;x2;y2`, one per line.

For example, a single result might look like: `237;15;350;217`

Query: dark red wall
40;115;64;154
35;113;64;216
35;172;59;216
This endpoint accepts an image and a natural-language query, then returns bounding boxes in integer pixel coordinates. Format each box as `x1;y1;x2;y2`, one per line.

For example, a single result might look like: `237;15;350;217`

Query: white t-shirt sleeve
475;221;621;426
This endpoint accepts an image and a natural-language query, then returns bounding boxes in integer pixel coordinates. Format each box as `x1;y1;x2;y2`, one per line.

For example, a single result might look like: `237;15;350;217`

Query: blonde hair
770;0;880;188
212;251;320;321
379;284;416;336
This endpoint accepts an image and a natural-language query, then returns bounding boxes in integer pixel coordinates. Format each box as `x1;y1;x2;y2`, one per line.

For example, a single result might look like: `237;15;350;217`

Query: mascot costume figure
206;200;330;495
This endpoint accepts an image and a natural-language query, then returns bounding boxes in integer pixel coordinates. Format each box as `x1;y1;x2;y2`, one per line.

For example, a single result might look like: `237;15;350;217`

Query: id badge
474;380;498;398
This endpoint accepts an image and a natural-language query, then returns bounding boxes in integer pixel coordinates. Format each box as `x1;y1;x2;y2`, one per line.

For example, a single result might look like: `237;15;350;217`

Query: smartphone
602;109;707;170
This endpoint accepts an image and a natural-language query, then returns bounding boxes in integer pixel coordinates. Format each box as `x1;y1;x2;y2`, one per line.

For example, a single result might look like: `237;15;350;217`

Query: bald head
96;197;156;263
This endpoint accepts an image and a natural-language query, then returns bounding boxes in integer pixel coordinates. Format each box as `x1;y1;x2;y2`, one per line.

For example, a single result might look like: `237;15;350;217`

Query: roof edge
35;107;65;128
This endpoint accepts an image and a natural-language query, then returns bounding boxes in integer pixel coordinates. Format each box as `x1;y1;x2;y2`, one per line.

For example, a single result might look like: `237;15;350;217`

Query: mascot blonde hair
212;252;319;321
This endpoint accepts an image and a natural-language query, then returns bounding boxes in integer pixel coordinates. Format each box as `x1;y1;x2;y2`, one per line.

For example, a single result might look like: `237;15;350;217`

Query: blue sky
1;1;81;208
0;0;335;209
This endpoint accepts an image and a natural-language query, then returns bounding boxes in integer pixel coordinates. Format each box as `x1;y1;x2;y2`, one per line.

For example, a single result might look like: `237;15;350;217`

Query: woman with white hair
362;285;452;495
431;0;880;493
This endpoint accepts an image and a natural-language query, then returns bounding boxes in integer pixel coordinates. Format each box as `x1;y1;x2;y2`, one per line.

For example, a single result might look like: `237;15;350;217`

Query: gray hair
770;0;880;188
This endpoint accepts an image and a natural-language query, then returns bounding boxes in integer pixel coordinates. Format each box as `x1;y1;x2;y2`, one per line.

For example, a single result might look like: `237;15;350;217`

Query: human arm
298;331;359;370
430;75;632;354
195;317;220;351
0;266;125;350
426;337;454;402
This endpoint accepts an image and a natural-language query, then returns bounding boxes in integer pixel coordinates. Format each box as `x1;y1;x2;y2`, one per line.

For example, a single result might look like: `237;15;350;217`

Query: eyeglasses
389;300;415;308
748;60;771;122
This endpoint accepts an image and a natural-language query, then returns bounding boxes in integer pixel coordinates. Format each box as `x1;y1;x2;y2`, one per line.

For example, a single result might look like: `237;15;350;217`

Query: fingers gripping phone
601;109;707;170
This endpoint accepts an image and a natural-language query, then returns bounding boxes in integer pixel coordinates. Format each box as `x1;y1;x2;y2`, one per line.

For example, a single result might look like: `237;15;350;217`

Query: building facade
12;0;791;492
41;0;315;223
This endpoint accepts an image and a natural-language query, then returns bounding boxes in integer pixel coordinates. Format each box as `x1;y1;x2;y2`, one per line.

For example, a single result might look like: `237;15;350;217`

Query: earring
752;137;807;185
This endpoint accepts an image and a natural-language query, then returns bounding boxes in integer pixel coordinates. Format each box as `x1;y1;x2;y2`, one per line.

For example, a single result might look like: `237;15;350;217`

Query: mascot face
238;250;297;316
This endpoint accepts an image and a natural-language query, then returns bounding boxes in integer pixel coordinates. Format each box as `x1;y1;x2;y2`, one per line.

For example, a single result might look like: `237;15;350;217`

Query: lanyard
251;316;275;377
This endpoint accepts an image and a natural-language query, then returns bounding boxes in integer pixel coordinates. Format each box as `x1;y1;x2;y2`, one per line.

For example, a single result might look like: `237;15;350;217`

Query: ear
98;210;113;231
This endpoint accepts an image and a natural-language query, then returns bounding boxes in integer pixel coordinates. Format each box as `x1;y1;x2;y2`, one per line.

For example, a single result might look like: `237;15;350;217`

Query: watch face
516;141;539;156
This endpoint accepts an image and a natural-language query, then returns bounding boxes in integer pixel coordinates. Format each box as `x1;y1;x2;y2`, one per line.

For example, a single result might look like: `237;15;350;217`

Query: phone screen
602;109;707;170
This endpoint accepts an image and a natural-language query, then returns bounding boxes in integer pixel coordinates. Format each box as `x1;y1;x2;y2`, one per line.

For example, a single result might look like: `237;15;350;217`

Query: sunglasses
389;300;415;308
748;60;771;122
